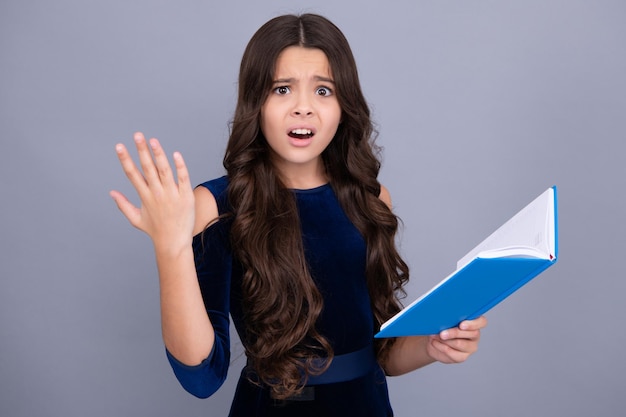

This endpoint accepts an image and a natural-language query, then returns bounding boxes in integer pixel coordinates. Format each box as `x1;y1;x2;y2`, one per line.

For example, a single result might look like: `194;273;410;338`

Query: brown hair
223;14;409;399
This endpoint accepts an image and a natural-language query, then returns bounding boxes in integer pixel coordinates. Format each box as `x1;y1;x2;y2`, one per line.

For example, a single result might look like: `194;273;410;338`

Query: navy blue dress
166;176;394;416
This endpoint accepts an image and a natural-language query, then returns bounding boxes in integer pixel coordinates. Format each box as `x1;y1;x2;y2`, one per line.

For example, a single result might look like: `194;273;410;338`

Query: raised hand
110;132;195;254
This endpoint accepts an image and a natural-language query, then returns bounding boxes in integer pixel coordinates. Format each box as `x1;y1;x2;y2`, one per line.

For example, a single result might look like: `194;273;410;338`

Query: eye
316;86;333;97
274;86;291;95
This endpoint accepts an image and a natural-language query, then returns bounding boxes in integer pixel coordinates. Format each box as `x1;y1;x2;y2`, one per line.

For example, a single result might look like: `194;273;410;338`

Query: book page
457;187;555;270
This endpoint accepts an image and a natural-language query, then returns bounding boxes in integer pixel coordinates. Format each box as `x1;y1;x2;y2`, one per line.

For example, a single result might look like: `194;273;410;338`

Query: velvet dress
166;176;394;416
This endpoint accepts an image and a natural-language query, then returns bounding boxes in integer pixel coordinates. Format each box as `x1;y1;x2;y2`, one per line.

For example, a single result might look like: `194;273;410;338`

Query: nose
292;93;313;117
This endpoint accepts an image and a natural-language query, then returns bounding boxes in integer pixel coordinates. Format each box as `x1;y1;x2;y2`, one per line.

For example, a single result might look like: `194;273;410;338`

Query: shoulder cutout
193;186;219;236
378;184;392;210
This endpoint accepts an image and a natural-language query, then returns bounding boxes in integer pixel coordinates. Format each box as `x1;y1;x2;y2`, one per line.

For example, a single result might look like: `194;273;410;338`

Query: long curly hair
223;14;409;399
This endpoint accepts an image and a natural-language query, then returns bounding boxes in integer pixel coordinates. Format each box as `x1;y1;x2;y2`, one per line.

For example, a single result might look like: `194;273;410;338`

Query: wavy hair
223;14;409;399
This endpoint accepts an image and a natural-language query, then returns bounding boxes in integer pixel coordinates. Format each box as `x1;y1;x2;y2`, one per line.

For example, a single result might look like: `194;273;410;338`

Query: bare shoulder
193;186;219;235
378;184;392;209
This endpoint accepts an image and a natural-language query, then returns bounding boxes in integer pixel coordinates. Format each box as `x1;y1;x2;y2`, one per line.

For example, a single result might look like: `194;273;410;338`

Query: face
260;46;342;186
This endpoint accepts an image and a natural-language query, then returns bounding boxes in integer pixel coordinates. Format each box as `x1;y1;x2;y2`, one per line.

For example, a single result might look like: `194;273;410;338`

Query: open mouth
288;128;314;139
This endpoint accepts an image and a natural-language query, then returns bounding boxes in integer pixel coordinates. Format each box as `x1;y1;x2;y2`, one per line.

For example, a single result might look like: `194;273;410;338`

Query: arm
156;186;219;365
377;184;487;375
166;185;232;398
111;133;228;397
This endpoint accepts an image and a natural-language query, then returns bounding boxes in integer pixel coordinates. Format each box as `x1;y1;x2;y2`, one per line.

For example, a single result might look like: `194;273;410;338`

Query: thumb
110;190;142;229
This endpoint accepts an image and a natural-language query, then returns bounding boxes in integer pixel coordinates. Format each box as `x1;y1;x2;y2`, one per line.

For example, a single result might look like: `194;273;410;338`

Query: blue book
376;186;558;338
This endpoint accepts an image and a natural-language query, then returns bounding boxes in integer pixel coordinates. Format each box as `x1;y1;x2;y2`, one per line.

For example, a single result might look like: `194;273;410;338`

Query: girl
111;14;486;416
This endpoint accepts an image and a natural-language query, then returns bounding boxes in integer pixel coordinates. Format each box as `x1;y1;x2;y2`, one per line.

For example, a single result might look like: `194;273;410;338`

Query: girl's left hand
426;316;487;364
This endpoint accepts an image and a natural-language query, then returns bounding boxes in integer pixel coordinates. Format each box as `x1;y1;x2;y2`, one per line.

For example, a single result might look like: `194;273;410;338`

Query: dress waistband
306;344;378;385
246;344;378;387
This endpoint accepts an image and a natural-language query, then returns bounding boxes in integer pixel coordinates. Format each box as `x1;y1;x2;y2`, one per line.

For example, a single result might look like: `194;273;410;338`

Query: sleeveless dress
166;176;394;416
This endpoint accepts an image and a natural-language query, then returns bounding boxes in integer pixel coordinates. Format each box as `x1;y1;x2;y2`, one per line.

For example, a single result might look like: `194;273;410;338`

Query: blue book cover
376;186;558;338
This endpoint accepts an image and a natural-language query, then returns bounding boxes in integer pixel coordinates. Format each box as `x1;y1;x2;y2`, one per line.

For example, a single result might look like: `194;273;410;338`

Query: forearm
155;243;215;366
383;336;435;376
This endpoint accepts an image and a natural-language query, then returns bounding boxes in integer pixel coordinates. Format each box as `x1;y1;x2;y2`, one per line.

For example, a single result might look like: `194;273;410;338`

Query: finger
440;327;481;342
439;316;487;340
115;142;149;195
459;316;488;331
172;151;193;195
110;190;142;228
133;132;161;187
430;338;471;363
439;335;478;354
149;138;176;187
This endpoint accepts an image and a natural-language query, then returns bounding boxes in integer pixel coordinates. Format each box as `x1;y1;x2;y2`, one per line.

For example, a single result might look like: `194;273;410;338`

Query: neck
273;159;328;190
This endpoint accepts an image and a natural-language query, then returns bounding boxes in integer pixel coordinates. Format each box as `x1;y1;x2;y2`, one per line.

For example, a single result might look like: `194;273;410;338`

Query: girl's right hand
110;132;195;254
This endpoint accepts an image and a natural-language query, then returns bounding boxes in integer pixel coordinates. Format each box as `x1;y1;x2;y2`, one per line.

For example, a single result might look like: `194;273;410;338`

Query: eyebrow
272;76;336;85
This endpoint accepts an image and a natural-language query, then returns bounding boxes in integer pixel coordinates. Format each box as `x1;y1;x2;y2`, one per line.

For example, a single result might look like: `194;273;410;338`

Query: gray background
1;0;624;416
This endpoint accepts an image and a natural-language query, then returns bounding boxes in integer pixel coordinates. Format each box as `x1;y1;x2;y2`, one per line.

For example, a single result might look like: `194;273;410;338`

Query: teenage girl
111;14;487;417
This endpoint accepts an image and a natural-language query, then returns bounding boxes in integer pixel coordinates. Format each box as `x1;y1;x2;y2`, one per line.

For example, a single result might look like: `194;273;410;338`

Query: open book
375;186;558;338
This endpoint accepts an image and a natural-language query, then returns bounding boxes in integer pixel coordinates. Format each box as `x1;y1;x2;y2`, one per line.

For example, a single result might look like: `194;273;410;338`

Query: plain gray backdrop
1;0;624;416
